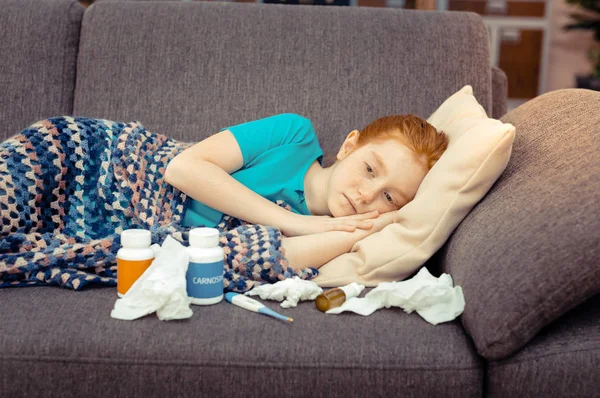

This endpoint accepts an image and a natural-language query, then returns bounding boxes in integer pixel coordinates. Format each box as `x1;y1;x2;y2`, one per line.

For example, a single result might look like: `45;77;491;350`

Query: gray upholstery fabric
491;66;507;119
440;88;600;360
487;294;600;397
0;287;483;397
0;0;84;142
73;2;492;157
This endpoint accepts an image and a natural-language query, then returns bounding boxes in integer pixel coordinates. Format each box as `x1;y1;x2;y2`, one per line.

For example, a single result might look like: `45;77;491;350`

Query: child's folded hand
280;210;380;237
366;210;397;234
349;210;398;241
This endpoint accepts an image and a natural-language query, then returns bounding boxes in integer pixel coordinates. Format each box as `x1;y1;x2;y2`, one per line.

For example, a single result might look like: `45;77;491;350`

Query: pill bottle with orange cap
116;229;155;297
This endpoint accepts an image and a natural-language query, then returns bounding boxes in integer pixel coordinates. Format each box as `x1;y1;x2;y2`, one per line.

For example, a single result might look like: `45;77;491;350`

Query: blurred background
79;0;600;111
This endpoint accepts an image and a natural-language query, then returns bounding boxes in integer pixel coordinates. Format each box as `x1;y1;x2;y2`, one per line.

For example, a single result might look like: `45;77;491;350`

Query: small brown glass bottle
315;283;364;312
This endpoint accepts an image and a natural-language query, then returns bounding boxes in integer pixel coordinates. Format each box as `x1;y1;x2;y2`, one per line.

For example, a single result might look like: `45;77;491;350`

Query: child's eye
384;192;394;203
365;164;374;176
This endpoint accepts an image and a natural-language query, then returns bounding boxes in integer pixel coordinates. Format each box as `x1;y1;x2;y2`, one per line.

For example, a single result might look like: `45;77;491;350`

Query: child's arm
281;211;397;270
165;130;374;235
166;130;292;228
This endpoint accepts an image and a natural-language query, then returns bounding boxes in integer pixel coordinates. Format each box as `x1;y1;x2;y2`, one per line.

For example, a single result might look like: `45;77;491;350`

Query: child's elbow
164;158;179;186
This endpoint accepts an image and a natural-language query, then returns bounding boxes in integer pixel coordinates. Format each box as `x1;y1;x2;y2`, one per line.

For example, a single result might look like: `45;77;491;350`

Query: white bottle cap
340;282;365;299
120;229;151;248
189;227;220;248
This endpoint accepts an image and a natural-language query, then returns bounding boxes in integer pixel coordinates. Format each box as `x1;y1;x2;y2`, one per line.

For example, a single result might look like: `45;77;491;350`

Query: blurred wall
546;0;596;91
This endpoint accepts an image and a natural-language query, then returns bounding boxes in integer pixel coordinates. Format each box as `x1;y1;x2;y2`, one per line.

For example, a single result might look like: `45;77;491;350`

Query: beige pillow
312;85;516;287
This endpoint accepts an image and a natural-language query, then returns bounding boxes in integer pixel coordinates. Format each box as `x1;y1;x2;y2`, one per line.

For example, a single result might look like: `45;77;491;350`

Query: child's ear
336;130;360;160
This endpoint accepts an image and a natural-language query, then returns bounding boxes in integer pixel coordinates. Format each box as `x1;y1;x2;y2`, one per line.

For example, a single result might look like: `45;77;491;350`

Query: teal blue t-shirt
182;113;324;227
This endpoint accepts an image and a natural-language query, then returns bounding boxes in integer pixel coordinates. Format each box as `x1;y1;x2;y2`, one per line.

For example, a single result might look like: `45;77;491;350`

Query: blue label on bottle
186;260;224;299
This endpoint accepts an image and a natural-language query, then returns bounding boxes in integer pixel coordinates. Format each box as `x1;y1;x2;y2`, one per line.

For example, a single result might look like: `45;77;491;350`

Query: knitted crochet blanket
0;117;317;292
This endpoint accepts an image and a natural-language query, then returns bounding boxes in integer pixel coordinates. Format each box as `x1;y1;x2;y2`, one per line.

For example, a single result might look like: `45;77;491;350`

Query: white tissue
110;235;193;321
245;276;323;308
325;267;465;325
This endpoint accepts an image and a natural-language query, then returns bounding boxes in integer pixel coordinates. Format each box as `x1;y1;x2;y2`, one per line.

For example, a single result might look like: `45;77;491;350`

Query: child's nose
359;183;378;204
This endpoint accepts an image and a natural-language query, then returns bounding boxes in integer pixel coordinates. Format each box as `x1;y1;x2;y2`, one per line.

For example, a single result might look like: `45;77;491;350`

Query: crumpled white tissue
245;276;323;308
326;267;465;325
110;235;193;321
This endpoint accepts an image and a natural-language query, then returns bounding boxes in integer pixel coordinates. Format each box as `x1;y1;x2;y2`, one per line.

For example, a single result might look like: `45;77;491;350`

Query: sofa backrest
73;1;492;156
0;0;84;142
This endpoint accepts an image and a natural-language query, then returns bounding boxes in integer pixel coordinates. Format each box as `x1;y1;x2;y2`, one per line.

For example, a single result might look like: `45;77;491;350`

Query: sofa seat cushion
486;294;600;398
0;287;482;397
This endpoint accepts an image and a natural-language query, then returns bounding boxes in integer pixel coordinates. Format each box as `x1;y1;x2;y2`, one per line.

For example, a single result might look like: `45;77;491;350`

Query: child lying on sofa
0;113;447;291
165;112;449;271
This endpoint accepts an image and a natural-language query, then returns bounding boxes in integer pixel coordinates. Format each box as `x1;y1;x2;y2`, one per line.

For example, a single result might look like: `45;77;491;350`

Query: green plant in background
564;0;600;79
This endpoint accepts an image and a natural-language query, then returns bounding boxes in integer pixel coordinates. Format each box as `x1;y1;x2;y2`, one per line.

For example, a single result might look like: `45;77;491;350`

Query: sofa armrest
442;88;600;360
491;66;508;119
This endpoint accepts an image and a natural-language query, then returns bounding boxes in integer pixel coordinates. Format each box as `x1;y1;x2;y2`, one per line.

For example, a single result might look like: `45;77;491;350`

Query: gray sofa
1;1;598;397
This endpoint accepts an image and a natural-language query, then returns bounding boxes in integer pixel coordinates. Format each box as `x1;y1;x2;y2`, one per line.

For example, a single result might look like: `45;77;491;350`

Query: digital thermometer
225;292;294;323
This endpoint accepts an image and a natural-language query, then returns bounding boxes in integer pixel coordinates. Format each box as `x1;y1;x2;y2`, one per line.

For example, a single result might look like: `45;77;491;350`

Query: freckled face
327;138;428;217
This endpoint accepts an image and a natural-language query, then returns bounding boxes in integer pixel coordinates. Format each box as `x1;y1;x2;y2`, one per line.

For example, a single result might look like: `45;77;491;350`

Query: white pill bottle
186;227;224;305
116;229;155;297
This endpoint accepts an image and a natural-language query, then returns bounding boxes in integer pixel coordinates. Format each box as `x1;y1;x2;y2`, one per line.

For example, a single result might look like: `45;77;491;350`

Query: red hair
353;114;448;170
